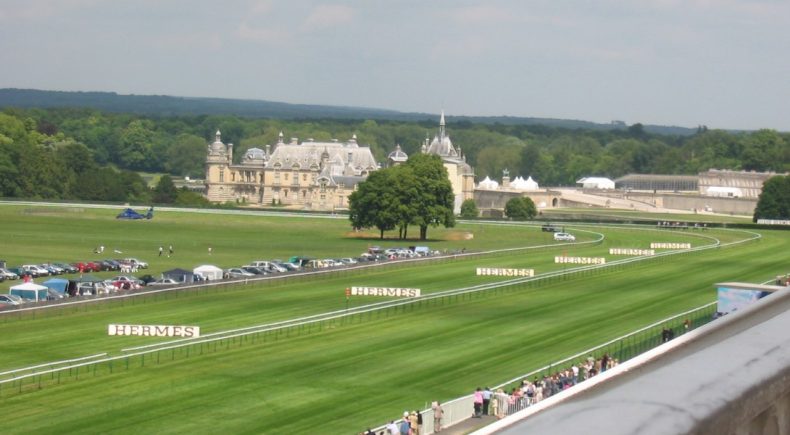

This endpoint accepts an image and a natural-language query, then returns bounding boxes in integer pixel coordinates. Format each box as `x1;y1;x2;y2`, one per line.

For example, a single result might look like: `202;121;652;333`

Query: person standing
158;246;163;257
208;245;213;255
409;411;419;435
473;387;484;417
483;387;492;415
168;245;173;257
432;401;444;432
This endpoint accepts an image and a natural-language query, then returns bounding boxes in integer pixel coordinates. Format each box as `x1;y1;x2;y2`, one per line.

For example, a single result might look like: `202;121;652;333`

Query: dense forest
0;106;788;205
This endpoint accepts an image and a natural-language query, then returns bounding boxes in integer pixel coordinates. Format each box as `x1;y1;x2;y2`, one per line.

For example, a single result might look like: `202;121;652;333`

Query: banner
609;248;655;256
554;256;606;265
650;242;691;249
108;324;200;338
476;268;534;277
757;219;790;226
350;287;421;297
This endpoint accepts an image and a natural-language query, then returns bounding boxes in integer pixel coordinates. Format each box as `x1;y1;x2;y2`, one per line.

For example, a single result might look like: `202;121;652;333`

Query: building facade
421;111;475;213
205;131;378;211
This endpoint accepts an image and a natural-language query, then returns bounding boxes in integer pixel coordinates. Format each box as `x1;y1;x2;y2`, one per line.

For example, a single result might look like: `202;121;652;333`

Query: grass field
0;204;786;434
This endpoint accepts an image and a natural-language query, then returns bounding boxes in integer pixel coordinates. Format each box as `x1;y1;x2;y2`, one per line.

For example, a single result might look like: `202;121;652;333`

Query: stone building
204;130;377;211
421;111;475;213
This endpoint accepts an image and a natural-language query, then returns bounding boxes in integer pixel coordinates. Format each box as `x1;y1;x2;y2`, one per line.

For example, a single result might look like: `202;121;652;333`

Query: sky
1;0;789;131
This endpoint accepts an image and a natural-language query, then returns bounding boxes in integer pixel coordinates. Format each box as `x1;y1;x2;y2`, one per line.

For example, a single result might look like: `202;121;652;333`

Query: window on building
284;190;288;198
284;173;289;181
219;169;224;182
303;174;307;181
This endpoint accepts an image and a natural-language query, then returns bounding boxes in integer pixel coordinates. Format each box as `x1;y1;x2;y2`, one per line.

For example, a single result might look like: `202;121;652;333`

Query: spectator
158;246;163;257
431;401;443;432
483;386;492;415
473;387;484;417
409;411;419;435
399;412;410;435
386;421;399;435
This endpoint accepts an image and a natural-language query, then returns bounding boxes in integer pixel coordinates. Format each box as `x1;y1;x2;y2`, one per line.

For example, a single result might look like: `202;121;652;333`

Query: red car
71;261;101;273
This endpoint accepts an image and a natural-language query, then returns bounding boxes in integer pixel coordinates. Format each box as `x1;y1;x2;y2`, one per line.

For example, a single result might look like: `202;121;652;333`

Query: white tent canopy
477;176;499;190
705;186;743;198
511;176;540;191
193;265;223;281
577;177;615;190
10;282;48;291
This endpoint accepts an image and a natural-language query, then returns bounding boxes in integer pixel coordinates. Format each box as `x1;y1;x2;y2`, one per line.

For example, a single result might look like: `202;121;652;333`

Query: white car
0;294;25;306
553;232;576;241
123;258;148;269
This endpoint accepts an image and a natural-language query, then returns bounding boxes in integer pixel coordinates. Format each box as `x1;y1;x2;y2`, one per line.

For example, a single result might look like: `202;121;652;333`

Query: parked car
242;266;268;275
7;267;30;278
226;268;255;278
72;262;101;273
137;274;157;285
0;294;26;306
338;258;358;266
0;268;19;280
542;223;562;232
42;264;64;275
553;232;576;241
52;262;78;273
123;258;148;269
47;289;66;300
272;261;299;272
22;265;50;277
250;261;287;273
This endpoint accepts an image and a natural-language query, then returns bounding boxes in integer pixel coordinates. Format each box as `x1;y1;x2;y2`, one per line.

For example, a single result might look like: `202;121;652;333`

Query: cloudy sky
1;0;788;130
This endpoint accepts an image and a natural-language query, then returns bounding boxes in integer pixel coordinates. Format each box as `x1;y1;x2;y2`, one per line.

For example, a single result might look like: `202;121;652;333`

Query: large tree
404;153;455;240
505;196;537;221
349;170;399;239
753;175;790;222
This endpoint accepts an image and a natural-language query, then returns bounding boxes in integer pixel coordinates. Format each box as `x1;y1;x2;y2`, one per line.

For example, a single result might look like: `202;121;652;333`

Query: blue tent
43;278;70;293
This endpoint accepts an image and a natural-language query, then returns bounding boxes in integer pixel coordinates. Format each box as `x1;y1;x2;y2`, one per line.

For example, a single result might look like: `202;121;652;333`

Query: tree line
1;106;788;205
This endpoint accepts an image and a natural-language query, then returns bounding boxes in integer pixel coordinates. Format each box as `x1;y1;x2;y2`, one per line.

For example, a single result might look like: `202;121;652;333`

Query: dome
388;144;408;163
209;130;226;156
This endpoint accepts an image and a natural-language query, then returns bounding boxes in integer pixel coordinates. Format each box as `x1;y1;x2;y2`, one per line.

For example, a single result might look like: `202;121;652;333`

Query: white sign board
650;242;691;249
476;268;534;277
609;248;655;256
108;324;200;338
554;256;606;265
351;287;421;297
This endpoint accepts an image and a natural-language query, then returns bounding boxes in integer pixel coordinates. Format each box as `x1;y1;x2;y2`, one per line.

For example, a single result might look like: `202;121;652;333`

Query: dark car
242;266;268;275
542;223;562;232
53;262;79;274
137;274;157;285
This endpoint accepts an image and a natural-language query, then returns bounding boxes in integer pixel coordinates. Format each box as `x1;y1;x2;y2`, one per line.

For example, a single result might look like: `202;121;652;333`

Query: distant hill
0;88;697;136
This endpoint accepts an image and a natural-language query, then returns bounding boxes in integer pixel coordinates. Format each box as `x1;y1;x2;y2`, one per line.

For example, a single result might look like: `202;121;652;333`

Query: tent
193;265;223;281
576;177;615;190
162;268;195;283
43;278;70;294
9;282;49;302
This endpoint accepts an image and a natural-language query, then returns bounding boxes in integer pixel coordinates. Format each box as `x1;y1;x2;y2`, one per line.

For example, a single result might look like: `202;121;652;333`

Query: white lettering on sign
475;268;534;277
108;324;200;338
650;243;691;249
609;248;655;256
757;219;790;225
350;287;421;298
554;256;606;265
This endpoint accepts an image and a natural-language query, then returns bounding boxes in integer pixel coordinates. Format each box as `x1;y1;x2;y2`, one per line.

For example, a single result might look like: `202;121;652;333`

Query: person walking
168;245;173;257
432;401;444;432
158;246;163;257
483;387;492;415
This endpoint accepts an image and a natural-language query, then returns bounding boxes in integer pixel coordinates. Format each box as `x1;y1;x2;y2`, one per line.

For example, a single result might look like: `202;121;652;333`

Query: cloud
235;22;288;45
300;4;356;31
249;0;274;16
450;5;517;25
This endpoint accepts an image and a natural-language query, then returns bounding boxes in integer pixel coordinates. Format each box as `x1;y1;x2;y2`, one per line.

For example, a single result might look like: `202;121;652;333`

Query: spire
215;130;221;142
278;131;284;144
439;110;446;144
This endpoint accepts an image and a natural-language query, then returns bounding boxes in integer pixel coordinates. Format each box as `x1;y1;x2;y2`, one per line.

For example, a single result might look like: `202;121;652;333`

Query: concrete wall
475;189;563;217
476;286;790;435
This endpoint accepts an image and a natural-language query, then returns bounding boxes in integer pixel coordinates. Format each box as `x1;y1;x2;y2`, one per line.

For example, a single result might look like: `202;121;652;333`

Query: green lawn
0;204;785;434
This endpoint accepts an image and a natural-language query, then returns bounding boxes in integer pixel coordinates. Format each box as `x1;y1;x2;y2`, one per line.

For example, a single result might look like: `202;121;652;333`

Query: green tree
753;175;790;222
117;120;154;170
505;196;537;221
167;134;207;178
404;154;455;240
460;199;479;219
153;175;178;203
349;170;398;239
